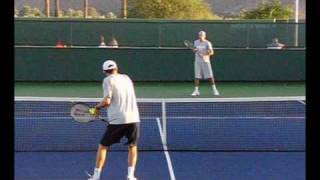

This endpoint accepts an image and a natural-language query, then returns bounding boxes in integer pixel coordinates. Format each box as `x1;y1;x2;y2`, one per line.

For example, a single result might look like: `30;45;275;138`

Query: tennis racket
184;40;196;50
70;103;108;123
184;40;204;57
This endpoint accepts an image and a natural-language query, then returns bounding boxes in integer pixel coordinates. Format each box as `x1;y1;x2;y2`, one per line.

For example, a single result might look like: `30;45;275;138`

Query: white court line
15;112;67;114
14;116;158;119
166;116;305;119
15;96;306;102
298;100;306;105
156;118;176;180
15;116;305;120
15;117;73;120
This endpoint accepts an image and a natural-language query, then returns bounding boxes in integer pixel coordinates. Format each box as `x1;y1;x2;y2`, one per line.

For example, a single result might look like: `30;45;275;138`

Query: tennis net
15;96;305;152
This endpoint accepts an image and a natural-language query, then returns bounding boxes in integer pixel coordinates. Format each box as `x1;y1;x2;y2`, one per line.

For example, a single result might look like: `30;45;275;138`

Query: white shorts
194;60;213;79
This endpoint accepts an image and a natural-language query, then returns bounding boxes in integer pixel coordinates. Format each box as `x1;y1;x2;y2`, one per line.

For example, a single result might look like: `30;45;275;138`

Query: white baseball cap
102;60;117;70
198;31;206;36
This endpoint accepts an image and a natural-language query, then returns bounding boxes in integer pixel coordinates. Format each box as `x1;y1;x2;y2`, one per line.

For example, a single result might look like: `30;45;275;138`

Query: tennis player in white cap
88;60;140;180
191;30;220;96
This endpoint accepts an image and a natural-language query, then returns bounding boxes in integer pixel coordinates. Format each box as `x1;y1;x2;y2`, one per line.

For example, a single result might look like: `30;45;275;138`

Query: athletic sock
128;166;135;178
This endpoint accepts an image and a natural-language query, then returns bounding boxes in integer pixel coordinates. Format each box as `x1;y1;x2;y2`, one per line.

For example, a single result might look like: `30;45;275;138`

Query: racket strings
184;40;194;49
71;104;93;122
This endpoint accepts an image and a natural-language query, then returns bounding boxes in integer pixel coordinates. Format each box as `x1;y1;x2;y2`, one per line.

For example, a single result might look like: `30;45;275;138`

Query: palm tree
84;0;88;18
55;0;60;17
45;0;50;17
122;0;127;18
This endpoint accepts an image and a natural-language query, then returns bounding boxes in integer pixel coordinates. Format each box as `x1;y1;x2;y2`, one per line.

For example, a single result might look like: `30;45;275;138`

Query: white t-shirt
103;74;140;124
194;39;213;62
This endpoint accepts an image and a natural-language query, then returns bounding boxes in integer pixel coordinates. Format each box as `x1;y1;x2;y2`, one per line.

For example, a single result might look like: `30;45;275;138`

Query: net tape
15;96;305;152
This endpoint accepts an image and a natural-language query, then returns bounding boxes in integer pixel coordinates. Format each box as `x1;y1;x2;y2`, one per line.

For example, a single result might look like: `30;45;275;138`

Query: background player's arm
197;48;213;57
192;41;198;53
204;42;214;56
202;48;213;56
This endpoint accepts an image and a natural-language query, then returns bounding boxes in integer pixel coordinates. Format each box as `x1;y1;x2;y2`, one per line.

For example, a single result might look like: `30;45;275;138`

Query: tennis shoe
88;177;99;180
191;90;200;96
127;177;137;180
86;171;99;180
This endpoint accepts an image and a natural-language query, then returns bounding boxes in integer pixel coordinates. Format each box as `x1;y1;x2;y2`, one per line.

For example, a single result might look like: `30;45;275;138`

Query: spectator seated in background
267;38;285;49
56;40;65;48
107;37;119;48
99;35;107;48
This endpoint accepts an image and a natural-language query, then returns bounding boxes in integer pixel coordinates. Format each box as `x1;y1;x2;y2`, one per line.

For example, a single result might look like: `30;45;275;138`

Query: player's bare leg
88;145;108;180
194;78;200;87
127;145;138;180
191;79;201;96
96;145;108;169
208;77;219;96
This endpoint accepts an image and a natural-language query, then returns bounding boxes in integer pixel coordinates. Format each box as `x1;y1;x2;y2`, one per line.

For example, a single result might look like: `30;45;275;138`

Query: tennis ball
89;108;96;115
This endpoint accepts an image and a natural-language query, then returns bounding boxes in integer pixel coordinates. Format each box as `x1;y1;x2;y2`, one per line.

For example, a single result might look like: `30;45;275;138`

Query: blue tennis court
15;151;304;180
15;97;305;180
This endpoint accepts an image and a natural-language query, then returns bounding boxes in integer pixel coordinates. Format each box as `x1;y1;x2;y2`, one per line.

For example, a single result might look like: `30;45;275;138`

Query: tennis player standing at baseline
88;60;140;180
191;31;220;96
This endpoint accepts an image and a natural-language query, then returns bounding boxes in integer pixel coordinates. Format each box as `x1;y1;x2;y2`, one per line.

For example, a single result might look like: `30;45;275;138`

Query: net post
161;99;167;145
